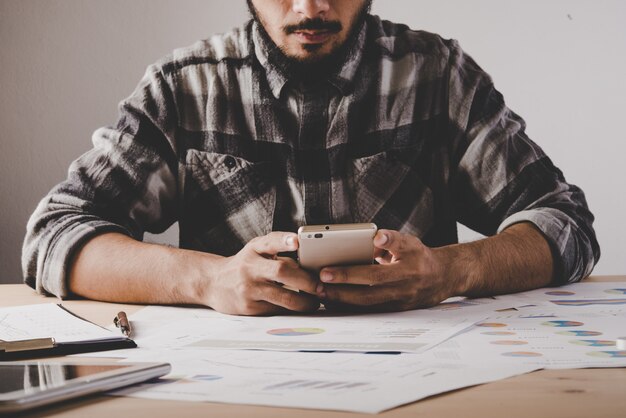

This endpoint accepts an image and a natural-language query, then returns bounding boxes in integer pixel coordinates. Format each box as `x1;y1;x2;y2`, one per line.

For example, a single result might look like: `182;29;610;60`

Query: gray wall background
1;0;625;284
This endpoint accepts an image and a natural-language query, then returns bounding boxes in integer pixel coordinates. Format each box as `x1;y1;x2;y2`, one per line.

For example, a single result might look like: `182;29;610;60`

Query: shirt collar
251;19;368;99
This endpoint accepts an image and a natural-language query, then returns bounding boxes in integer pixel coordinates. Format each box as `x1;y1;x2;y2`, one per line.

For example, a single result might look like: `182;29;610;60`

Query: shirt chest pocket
350;148;433;236
184;150;276;244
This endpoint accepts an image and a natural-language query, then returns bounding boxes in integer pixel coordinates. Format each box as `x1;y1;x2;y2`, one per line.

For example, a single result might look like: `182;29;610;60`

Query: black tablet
0;360;170;414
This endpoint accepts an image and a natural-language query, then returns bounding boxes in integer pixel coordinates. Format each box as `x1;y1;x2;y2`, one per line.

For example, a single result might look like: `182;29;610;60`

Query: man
23;0;599;315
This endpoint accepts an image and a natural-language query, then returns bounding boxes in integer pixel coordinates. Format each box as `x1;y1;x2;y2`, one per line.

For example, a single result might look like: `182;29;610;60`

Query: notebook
0;303;136;360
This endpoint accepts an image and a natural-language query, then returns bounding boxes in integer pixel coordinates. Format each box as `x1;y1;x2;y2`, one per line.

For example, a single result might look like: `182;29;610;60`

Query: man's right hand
206;232;320;315
69;231;320;316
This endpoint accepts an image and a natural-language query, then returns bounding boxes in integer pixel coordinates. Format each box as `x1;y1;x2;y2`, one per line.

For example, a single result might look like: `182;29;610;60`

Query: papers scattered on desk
80;281;626;413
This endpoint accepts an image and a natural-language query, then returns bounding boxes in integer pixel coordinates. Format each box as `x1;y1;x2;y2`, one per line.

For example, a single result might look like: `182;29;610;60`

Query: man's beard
248;0;372;83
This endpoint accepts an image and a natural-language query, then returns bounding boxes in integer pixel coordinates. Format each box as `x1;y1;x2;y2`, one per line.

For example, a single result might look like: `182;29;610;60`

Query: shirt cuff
496;208;593;285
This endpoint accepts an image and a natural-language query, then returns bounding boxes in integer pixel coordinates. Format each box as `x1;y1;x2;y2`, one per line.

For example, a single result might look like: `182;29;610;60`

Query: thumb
373;229;409;255
248;232;298;256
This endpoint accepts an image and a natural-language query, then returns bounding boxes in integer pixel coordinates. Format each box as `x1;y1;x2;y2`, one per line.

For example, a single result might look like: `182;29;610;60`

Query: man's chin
285;44;336;64
301;43;325;53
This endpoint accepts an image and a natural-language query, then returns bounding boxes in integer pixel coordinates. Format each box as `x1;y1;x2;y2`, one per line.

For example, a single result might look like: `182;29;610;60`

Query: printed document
127;303;493;353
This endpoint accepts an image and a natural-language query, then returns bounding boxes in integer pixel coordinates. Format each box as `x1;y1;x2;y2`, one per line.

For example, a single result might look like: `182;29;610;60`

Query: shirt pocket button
224;156;237;170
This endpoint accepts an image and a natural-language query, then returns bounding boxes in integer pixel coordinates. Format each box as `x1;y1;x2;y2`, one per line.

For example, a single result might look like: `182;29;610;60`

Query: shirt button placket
299;85;331;225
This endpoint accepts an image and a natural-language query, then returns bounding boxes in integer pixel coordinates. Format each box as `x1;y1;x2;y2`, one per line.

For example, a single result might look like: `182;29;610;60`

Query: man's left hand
317;229;461;312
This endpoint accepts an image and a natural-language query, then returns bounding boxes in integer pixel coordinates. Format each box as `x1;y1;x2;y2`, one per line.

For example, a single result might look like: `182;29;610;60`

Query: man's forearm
69;233;221;305
437;222;554;298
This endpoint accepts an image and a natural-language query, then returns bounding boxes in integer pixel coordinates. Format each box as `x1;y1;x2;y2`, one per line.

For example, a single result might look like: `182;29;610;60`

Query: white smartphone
297;223;378;272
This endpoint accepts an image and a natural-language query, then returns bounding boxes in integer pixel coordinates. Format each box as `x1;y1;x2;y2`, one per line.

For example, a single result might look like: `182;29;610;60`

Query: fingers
373;229;422;256
233;233;320;314
373;246;387;259
257;257;319;295
321;283;401;307
235;299;288;316
247;232;298;256
319;230;425;286
256;282;320;313
225;268;320;315
375;253;393;264
323;300;408;314
320;264;401;286
215;232;320;315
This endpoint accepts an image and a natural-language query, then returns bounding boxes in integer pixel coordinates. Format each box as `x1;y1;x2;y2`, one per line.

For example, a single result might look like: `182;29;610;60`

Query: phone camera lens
307;234;312;239
314;233;323;238
325;226;330;230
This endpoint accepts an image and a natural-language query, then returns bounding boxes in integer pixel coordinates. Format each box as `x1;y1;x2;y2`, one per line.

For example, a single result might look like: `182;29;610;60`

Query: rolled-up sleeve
447;40;600;284
22;64;179;298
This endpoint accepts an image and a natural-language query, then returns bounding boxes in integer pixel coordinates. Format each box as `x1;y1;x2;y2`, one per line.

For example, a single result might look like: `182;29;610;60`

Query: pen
114;311;132;338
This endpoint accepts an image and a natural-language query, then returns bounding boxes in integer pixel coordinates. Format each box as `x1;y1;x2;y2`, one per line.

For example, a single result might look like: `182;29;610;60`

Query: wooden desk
2;276;625;418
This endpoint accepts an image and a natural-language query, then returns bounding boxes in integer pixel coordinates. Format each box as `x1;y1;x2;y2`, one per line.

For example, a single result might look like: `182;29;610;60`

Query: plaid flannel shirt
23;15;600;298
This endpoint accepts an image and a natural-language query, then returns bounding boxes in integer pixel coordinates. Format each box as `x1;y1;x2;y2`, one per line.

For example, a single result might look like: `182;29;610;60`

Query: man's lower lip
293;31;333;44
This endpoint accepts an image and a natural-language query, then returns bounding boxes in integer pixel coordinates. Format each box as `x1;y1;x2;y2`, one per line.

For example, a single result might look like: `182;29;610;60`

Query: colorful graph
481;331;516;336
570;340;616;347
586;351;626;358
267;328;325;336
605;289;626;295
545;290;575;296
490;340;528;345
556;330;602;337
541;320;584;327
501;351;543;358
476;322;508;328
550;299;626;306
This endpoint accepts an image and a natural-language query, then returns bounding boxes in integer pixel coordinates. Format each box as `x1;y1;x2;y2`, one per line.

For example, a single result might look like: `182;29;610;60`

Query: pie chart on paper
569;340;616;347
541;320;584;327
556;330;602;337
476;322;508;328
587;351;626;358
545;290;576;296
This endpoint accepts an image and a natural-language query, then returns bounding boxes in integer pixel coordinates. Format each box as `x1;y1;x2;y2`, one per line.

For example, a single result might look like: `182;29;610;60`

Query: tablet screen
0;363;127;395
0;361;170;413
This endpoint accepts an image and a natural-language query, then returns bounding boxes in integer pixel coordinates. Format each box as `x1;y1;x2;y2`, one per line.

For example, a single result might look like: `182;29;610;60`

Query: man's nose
292;0;330;19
